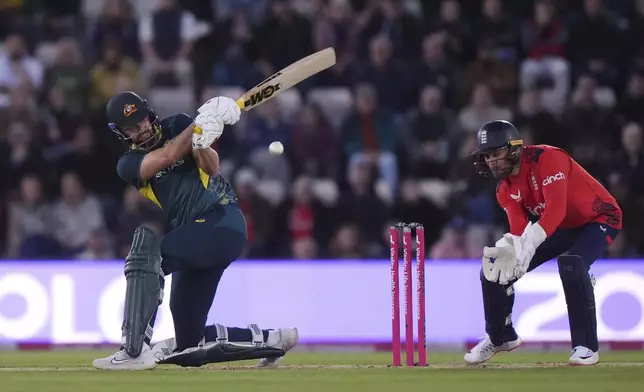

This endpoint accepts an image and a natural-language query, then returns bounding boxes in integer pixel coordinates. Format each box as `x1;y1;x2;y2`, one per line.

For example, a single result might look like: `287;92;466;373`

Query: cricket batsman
92;91;298;370
466;120;621;366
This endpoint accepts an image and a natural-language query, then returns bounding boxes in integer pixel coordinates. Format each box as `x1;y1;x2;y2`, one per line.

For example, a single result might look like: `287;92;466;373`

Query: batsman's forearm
193;147;220;175
164;124;195;161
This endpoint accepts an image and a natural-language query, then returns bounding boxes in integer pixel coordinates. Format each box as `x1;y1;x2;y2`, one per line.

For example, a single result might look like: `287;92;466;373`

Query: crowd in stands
1;0;643;260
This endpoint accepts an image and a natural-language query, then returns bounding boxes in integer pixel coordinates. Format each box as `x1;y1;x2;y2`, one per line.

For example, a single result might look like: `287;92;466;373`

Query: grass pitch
1;350;643;392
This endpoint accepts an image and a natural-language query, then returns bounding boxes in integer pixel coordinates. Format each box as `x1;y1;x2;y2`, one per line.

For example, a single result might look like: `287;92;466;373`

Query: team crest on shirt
123;104;137;117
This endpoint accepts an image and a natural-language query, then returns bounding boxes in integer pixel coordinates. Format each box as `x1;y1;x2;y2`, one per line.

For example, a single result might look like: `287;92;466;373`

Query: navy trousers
527;223;619;272
159;204;248;350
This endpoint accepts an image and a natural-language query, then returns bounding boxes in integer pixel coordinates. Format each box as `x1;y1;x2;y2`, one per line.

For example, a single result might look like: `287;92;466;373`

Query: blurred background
1;0;643;262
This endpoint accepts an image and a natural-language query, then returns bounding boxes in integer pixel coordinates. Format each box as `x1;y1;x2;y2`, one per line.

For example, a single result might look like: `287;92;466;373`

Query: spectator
254;0;313;73
350;34;410;111
139;0;199;86
0;34;44;109
51;171;105;255
274;176;333;257
234;169;274;257
0;87;41;141
414;32;457;108
342;83;399;194
404;85;454;179
390;178;447;248
336;161;387;250
561;75;616;161
211;10;263;88
519;0;570;114
513;89;562;147
611;123;644;196
291;236;319;259
89;39;144;111
76;228;116;260
41;37;87;127
521;0;566;60
458;82;512;134
356;0;422;61
213;0;268;26
90;0;140;62
474;0;519;62
289;103;340;178
6;175;57;258
616;70;644;126
430;217;470;259
244;99;291;187
460;39;517;107
567;0;621;68
311;0;355;86
0;121;48;193
428;0;472;64
328;222;367;258
55;124;117;195
608;123;644;254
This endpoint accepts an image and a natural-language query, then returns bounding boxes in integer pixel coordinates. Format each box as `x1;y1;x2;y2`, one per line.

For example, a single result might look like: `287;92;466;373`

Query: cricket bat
236;47;336;111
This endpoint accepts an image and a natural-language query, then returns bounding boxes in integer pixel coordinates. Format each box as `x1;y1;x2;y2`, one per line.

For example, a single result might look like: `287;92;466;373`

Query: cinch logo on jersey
542;172;565;186
527;202;546;216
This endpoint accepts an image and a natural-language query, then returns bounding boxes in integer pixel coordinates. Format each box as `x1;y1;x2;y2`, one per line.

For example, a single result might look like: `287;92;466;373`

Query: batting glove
198;96;241;125
193;109;224;149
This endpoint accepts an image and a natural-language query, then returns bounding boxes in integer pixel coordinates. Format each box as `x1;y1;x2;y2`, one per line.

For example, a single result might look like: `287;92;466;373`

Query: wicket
389;222;427;367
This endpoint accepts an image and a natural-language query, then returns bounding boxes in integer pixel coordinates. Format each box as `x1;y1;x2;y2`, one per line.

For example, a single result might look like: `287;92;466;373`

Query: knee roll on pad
122;226;164;357
557;255;598;351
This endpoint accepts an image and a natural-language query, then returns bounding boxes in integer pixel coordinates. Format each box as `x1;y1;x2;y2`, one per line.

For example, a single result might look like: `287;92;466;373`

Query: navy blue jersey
116;114;238;229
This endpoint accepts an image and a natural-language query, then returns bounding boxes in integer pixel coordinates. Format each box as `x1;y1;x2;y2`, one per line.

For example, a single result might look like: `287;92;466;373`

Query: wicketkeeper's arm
496;182;529;235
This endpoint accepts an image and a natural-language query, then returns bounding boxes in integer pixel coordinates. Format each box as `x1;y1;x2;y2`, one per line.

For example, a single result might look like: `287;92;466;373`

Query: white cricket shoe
93;344;157;370
464;335;522;365
569;346;599;366
256;327;299;369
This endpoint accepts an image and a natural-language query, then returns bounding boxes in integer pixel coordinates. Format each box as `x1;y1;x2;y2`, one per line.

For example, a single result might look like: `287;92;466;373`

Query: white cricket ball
269;141;284;155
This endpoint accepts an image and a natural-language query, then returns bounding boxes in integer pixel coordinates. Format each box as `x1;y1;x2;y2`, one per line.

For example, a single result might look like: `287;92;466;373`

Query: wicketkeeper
466;120;621;366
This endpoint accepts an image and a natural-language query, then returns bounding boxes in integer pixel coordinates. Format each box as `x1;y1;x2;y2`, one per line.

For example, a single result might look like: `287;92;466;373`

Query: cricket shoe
568;346;599;366
464;334;522;365
256;327;299;369
93;344;157;370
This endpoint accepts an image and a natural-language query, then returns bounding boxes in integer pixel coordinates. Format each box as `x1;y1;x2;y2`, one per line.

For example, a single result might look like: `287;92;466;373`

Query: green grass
1;351;643;392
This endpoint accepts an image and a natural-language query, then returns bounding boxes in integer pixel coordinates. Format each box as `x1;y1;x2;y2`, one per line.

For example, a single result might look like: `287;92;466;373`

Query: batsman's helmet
106;91;162;151
471;120;523;178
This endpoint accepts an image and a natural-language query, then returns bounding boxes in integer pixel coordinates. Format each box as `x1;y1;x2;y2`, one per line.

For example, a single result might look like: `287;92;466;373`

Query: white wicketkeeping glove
482;233;518;285
513;221;547;279
198;96;241;125
193;108;224;149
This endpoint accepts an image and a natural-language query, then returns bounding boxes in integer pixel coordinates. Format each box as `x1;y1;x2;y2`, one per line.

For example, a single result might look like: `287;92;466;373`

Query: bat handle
236;98;245;110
